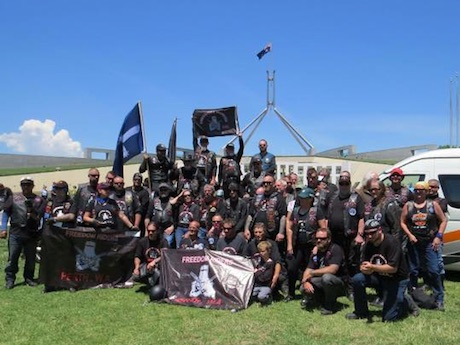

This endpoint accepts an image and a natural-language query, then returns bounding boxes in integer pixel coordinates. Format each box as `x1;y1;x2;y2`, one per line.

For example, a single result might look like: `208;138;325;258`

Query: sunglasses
365;230;379;236
262;181;273;185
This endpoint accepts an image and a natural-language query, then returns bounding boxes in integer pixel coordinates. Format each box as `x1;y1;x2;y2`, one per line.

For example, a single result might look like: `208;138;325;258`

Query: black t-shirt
307;243;346;278
361;234;408;281
85;197;120;229
179;237;208;250
254;258;275;286
216;234;247;255
135;237;169;263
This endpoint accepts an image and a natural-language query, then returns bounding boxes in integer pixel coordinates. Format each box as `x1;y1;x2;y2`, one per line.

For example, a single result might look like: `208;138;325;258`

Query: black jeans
5;233;38;282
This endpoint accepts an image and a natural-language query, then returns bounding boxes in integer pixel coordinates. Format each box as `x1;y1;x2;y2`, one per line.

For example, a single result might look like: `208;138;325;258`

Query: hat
298;187;315;199
53;180;68;189
364;219;382;232
133;172;143;180
295;181;304;190
226;143;234;148
390;168;404;176
156;143;167;151
414;181;429;191
216;189;224;197
252;156;262;164
199;136;209;142
20;176;34;184
158;182;172;191
97;182;111;190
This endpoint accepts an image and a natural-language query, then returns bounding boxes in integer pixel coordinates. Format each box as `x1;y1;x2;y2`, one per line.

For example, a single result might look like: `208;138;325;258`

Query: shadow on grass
445;271;460;282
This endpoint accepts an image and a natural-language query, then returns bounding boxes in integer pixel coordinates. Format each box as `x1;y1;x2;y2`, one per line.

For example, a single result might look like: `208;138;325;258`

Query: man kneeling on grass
132;222;169;287
300;228;346;315
346;219;410;322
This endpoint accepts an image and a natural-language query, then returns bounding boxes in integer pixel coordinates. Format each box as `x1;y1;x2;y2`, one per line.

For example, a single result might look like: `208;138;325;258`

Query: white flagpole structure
138;101;148;153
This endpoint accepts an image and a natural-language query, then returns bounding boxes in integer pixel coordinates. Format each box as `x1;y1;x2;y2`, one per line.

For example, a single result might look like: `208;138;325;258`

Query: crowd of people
0;135;449;321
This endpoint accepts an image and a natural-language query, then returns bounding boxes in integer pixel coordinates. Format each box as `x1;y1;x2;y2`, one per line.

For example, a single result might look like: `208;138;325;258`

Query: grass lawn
0;239;458;345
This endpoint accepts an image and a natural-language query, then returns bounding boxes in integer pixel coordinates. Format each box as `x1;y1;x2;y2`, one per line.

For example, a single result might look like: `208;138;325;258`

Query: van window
438;175;460;209
382;174;425;190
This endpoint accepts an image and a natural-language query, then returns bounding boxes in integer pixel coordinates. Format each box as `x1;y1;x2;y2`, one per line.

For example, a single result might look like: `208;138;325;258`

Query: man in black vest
5;177;45;289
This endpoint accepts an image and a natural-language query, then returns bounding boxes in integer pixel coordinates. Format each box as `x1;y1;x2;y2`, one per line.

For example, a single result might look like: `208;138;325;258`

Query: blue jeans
351;272;409;322
1;210;9;231
175;226;188;249
5;233;37;283
252;286;272;303
407;239;444;303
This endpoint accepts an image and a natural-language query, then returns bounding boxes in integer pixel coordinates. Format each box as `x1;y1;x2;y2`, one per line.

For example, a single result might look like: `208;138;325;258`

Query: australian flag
113;103;144;177
256;43;272;60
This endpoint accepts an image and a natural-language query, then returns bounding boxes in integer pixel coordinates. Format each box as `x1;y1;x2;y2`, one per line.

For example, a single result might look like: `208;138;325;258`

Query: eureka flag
113;103;144;177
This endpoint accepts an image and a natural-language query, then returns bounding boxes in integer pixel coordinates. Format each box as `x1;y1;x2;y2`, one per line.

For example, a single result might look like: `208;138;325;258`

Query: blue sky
0;1;459;158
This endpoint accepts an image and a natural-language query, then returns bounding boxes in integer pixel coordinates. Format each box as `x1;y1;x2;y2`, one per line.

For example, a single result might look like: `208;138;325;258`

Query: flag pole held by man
113;102;145;178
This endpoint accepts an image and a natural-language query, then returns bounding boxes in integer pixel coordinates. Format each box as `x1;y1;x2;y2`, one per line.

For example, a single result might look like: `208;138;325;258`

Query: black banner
39;224;138;290
192;106;238;137
161;249;254;310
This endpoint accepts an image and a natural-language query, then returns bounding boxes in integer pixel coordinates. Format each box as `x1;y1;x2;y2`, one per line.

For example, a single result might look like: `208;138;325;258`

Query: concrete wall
0;156;390;193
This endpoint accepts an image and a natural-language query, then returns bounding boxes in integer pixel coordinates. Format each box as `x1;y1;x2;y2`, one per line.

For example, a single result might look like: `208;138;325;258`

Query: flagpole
138;101;147;153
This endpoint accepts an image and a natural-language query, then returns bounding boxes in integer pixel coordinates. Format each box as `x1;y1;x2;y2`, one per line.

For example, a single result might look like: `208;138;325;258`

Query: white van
379;148;460;270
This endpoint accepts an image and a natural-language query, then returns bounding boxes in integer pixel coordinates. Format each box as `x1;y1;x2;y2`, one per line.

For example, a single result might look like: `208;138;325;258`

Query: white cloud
0;119;83;157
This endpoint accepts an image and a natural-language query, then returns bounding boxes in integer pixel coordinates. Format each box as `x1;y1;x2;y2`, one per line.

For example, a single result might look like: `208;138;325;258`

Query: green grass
0;164;113;177
0;238;458;345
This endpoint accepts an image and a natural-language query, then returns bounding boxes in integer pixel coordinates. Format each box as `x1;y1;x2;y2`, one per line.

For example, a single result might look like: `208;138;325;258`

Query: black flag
192;106;238;138
168;118;177;164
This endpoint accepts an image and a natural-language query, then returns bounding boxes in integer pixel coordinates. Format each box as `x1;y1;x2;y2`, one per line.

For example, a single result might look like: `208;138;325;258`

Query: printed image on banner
39;224;138;290
192;106;238;137
161;249;254;310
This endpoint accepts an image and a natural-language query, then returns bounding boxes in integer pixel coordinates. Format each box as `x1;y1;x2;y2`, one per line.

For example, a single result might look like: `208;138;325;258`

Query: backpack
410;285;437;309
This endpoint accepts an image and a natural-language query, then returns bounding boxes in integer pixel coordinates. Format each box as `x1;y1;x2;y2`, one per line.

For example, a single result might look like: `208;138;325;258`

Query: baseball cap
390;168;404;176
364;219;382;232
226;143;234;148
252;156;262;164
156;143;167;151
159;182;172;191
20;176;34;184
298;187;315;199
